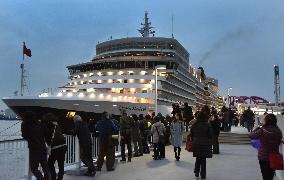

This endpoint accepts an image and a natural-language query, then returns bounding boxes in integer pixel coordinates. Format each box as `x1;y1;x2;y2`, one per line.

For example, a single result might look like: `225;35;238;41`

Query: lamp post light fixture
226;87;233;107
155;65;167;115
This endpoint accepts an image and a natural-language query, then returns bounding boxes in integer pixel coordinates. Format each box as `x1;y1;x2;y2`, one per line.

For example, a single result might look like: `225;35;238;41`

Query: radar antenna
138;11;155;37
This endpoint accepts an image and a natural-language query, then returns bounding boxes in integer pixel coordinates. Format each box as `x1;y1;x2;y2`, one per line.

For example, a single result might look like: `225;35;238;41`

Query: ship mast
138;11;155;37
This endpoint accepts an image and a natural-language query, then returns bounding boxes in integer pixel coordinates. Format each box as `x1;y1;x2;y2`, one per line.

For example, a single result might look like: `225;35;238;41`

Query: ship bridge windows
68;61;177;75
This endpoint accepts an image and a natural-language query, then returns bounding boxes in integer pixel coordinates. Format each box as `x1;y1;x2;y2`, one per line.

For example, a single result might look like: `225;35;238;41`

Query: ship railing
23;134;121;180
2;133;151;180
0;138;30;180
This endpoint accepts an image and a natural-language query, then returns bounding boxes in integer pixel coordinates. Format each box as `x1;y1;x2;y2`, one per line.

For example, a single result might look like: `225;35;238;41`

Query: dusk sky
0;0;283;109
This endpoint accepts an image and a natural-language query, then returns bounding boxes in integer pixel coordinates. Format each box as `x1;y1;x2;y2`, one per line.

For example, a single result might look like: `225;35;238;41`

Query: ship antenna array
171;14;174;38
138;11;155;37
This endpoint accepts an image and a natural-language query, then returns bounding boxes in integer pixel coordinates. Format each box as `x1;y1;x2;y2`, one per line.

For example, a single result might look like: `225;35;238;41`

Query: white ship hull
2;96;172;119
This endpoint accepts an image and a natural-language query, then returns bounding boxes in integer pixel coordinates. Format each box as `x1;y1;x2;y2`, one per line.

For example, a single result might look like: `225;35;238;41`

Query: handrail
0;138;24;143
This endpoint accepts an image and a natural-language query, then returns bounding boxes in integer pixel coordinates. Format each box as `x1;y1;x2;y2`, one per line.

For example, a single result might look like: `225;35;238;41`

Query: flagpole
20;42;25;96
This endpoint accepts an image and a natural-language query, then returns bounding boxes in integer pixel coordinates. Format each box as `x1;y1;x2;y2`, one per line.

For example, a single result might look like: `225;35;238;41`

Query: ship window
120;89;123;93
124;79;127;83
66;112;76;118
142;90;147;93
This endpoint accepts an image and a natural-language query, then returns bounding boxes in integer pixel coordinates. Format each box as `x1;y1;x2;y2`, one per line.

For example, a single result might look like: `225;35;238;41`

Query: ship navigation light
57;92;63;97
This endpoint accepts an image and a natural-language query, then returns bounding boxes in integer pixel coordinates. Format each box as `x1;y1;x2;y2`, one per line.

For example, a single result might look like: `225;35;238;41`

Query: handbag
185;135;193;152
269;153;284;170
155;126;165;145
250;139;261;150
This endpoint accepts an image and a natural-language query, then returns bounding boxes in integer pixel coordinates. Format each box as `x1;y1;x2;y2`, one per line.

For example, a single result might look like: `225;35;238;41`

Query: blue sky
0;0;284;109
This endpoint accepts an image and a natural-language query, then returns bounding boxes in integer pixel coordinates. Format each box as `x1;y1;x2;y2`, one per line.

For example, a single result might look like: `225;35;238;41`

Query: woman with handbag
151;116;166;160
249;113;283;180
170;112;184;161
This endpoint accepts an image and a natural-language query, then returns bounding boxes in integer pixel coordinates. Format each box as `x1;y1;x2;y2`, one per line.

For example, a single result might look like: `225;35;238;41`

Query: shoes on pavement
120;158;126;162
107;168;115;171
83;170;96;177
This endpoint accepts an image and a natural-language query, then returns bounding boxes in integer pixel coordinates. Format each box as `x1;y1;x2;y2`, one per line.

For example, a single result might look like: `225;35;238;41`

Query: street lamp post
155;65;167;115
226;87;233;107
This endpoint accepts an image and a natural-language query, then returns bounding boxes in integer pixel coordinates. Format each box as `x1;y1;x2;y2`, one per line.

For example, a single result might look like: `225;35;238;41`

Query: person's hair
153;116;159;123
145;114;151;120
101;111;109;119
42;113;58;124
184;102;188;107
264;113;277;127
194;111;200;119
175;112;183;121
23;111;36;122
121;110;127;116
132;114;138;121
201;105;210;115
197;111;208;121
139;114;144;119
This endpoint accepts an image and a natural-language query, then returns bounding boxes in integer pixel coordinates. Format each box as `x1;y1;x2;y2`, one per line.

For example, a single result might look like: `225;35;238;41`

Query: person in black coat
183;103;193;132
42;113;67;180
209;112;220;154
21;111;50;180
73;115;96;176
139;114;150;154
190;106;213;179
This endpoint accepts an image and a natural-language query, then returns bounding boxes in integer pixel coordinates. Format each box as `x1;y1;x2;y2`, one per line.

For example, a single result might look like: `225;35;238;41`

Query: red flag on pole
23;42;32;57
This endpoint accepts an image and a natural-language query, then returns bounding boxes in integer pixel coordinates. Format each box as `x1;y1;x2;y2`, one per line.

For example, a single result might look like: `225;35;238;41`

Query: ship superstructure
2;12;220;126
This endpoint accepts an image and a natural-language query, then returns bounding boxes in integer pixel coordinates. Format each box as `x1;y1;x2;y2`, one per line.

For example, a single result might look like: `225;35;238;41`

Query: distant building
4;108;18;119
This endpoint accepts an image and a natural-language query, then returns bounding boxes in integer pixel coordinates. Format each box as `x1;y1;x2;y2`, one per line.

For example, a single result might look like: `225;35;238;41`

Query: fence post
75;136;81;169
24;142;32;180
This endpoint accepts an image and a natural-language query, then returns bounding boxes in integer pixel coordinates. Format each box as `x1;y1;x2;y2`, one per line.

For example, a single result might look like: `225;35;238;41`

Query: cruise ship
2;12;221;126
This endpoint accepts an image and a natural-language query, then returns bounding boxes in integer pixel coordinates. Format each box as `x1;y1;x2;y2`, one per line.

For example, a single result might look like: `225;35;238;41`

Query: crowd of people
20;103;283;180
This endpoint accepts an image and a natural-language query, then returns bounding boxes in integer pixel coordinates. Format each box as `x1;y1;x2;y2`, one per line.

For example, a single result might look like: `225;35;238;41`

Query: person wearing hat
73;115;96;176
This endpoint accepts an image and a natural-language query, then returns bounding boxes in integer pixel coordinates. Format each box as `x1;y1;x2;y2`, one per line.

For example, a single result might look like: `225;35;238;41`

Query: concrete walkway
64;143;265;180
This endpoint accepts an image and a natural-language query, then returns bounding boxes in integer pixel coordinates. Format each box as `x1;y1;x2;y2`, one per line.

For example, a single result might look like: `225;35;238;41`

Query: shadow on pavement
174;160;194;169
146;159;171;168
